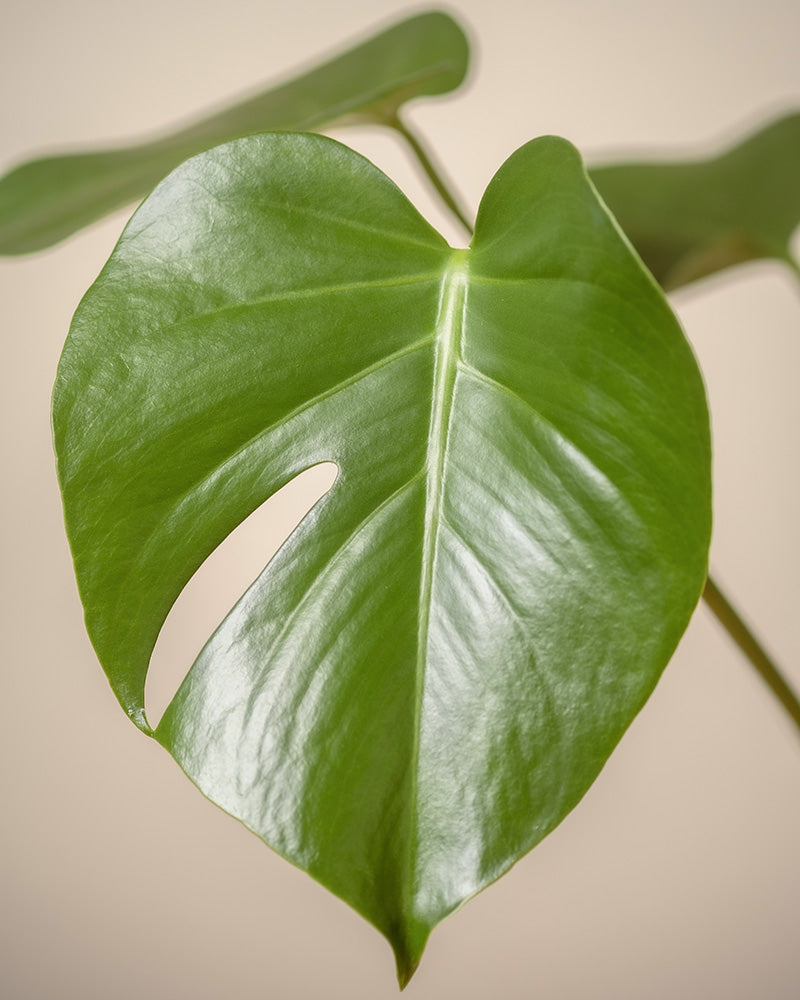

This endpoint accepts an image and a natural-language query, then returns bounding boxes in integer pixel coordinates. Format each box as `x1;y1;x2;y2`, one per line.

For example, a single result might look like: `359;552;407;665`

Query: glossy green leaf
53;133;711;984
0;10;467;255
590;112;800;290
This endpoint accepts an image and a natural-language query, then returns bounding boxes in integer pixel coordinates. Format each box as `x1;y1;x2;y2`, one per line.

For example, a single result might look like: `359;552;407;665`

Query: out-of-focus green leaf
0;10;467;254
590;112;800;290
53;133;710;984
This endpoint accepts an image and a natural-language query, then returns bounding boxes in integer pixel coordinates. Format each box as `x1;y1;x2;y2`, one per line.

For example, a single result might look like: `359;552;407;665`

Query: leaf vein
239;473;426;729
221;187;448;252
439;513;530;637
146;273;443;335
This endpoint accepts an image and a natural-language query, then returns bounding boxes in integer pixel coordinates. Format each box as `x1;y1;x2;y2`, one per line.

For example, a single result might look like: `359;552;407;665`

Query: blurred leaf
0;10;467;254
53;133;710;983
590;112;800;289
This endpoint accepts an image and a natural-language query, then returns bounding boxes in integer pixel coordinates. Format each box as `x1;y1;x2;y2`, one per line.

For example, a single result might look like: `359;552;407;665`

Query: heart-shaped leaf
590;111;800;289
53;133;711;984
0;10;467;254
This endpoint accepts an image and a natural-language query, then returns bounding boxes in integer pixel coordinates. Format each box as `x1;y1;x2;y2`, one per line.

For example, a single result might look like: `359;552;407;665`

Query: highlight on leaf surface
53;131;711;984
0;9;467;254
590;111;800;290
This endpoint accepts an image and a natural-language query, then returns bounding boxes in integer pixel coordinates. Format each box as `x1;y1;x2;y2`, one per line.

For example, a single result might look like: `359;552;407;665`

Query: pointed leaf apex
395;947;423;991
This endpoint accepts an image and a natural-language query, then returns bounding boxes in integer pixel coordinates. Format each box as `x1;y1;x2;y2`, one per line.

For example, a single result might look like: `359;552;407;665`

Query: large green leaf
53;133;711;984
0;10;467;255
590;112;800;290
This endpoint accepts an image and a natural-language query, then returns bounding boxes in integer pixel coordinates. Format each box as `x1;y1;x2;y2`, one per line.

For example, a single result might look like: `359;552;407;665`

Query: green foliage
591;112;800;289
53;131;711;982
5;4;794;988
0;10;467;254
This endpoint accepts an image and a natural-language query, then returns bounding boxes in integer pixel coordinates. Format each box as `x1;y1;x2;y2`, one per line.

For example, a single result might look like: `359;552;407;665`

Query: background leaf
590;112;800;290
0;10;467;254
53;132;711;982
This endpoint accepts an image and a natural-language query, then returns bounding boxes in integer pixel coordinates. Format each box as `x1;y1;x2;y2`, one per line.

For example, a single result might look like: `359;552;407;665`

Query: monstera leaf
591;111;800;289
0;10;467;254
53;132;711;984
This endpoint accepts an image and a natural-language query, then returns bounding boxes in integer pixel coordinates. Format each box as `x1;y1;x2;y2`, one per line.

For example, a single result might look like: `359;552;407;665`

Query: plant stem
703;574;800;735
390;113;475;239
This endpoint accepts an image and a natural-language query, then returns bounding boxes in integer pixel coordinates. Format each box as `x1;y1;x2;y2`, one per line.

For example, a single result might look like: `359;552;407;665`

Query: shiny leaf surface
53;133;711;983
0;10;467;254
590;111;800;289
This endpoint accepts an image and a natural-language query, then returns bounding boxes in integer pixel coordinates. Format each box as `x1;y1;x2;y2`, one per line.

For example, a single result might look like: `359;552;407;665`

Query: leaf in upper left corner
0;9;468;255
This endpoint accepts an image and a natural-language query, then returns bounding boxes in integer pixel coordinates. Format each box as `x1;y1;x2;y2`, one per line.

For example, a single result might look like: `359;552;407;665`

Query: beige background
2;1;799;997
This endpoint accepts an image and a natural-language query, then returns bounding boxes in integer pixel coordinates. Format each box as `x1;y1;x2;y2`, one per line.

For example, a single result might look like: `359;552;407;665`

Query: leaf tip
395;950;422;991
127;704;154;737
389;920;429;990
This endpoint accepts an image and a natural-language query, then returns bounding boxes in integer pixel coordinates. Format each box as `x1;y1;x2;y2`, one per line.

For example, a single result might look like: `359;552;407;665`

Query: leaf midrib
407;251;468;921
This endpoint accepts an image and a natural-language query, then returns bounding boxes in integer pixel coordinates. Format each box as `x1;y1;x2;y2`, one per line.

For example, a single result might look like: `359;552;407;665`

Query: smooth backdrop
1;1;799;997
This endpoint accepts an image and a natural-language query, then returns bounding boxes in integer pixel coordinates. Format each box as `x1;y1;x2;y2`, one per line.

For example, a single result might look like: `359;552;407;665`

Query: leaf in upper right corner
590;112;800;290
0;9;468;255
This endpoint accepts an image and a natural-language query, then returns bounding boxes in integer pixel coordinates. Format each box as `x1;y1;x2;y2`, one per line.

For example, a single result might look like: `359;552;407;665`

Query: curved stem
703;574;800;736
390;113;474;239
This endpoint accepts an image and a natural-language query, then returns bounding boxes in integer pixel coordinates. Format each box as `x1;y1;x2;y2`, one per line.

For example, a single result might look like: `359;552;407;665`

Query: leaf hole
145;462;338;728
